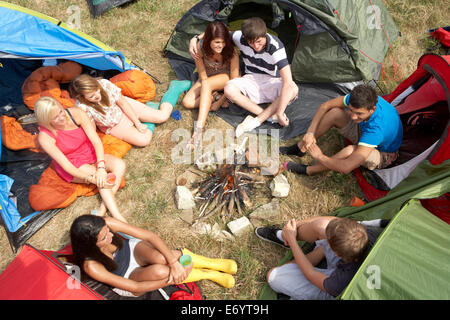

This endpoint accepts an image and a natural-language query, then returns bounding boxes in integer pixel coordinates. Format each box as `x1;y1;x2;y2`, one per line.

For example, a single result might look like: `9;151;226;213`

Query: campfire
175;138;285;234
191;163;265;223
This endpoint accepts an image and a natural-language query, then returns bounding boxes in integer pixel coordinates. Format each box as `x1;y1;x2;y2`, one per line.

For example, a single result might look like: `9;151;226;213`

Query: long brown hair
69;74;111;115
202;21;235;64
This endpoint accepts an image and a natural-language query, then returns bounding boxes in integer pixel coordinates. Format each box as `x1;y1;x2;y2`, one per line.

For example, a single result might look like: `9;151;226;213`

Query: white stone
260;158;280;176
219;230;235;241
249;198;280;220
176;169;201;188
191;222;235;242
191;221;211;235
179;208;194;224
211;223;235;242
227;216;253;237
270;174;290;197
249;218;265;228
175;186;195;209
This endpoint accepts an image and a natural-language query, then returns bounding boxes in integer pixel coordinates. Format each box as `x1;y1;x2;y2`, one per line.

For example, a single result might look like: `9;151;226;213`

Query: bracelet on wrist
96;160;105;168
97;166;106;171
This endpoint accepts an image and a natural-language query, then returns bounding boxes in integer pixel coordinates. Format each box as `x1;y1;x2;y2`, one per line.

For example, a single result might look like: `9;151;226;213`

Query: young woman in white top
69;74;175;147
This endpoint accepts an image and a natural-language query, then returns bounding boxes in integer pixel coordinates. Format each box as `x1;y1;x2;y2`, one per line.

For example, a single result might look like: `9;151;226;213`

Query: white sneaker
236;115;260;137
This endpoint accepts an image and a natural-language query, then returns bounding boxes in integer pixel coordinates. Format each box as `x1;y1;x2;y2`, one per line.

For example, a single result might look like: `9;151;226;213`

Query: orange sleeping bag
22;61;82;110
110;69;155;102
0;116;39;152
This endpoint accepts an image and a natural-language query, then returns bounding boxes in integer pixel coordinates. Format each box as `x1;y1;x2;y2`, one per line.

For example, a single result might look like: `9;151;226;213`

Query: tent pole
372;79;384;95
131;61;161;84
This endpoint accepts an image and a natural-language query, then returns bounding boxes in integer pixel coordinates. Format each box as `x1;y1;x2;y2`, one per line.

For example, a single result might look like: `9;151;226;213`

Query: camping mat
167;56;350;140
213;82;349;140
0;144;59;252
0;145;51;217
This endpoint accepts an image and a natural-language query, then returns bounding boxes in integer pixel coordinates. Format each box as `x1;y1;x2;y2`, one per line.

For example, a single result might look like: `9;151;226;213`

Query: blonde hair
34;96;66;129
69;74;110;114
325;218;369;263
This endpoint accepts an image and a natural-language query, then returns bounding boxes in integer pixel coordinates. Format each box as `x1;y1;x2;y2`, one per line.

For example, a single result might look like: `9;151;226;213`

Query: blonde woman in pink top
34;96;127;223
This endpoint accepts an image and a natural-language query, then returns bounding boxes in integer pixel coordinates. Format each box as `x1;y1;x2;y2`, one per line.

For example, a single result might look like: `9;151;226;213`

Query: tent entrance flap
356;54;450;197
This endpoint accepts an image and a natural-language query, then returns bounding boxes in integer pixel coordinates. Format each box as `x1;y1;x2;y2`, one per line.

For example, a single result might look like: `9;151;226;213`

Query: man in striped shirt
189;17;298;137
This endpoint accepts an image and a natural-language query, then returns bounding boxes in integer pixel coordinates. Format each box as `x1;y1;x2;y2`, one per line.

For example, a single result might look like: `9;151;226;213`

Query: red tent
352;53;450;222
0;244;103;300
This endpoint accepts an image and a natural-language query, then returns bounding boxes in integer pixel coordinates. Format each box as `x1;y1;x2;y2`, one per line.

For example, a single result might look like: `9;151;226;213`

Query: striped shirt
231;31;289;78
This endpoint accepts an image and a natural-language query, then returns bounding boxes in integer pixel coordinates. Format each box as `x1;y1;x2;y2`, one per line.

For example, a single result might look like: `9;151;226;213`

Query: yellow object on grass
182;268;235;288
182;248;237;274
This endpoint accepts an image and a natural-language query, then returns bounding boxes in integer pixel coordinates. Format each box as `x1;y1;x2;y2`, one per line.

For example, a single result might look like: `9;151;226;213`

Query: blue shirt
344;94;403;153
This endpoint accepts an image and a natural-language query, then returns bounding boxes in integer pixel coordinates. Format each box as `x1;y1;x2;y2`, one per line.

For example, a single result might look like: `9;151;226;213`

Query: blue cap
171;110;182;120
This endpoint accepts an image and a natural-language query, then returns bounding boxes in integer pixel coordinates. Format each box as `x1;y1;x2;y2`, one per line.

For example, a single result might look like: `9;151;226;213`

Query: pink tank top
40;111;97;182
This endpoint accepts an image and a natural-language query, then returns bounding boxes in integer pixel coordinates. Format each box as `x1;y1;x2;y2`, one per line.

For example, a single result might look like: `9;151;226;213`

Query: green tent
164;0;399;83
341;199;450;300
259;160;450;300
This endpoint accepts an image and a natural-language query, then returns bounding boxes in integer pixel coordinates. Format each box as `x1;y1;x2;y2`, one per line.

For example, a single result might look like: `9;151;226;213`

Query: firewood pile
191;162;266;224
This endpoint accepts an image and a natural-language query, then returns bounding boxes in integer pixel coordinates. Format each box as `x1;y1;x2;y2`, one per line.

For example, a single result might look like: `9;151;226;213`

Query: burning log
195;200;227;224
236;171;265;183
198;178;219;196
191;159;264;224
236;182;252;208
198;198;212;217
233;175;244;216
220;201;228;219
228;192;236;216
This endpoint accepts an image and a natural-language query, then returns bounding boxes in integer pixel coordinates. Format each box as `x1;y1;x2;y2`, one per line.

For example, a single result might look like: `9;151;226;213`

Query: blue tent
0;2;132;70
0;1;134;251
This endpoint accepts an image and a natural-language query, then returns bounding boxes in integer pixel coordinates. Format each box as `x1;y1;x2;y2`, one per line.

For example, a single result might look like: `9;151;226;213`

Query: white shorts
123;238;142;279
227;73;294;105
267;240;337;300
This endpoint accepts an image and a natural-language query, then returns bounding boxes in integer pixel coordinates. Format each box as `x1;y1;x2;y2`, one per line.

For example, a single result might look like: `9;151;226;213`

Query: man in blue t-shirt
282;84;403;175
